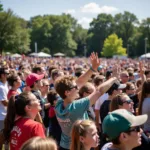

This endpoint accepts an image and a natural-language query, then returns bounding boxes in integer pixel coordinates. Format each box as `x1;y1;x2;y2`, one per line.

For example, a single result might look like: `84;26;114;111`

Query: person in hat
25;73;45;123
102;109;147;150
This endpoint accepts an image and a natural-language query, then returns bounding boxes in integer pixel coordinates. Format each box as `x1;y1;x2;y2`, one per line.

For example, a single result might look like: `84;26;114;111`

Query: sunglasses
127;126;141;133
69;85;78;90
122;99;133;104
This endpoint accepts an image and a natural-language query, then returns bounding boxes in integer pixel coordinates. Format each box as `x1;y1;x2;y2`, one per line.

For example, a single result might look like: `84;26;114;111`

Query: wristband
90;66;97;72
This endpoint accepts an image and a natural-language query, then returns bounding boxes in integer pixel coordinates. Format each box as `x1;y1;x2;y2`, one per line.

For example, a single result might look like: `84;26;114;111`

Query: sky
1;0;150;29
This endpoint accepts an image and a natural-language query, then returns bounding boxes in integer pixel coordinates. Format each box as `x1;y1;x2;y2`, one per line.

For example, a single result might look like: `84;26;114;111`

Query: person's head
51;69;64;81
21;137;57;150
138;79;150;115
79;82;95;98
40;79;49;94
106;82;126;97
120;71;129;83
47;90;59;106
7;74;22;88
110;93;134;113
70;120;99;150
128;72;135;81
48;65;57;77
106;70;112;80
136;79;142;88
55;75;79;100
93;75;105;87
102;109;147;149
144;70;150;79
26;73;44;89
0;67;9;81
75;66;85;77
32;65;45;75
124;82;136;95
4;92;41;141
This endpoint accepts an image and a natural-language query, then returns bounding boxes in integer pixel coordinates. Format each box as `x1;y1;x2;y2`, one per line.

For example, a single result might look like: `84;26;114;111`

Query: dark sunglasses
69;85;78;90
127;126;141;133
123;99;133;104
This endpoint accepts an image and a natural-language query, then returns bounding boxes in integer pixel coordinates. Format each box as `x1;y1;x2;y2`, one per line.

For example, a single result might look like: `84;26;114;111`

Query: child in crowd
70;120;99;150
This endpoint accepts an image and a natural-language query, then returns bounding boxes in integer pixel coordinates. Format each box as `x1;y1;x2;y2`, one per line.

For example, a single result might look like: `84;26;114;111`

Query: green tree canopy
102;34;126;57
0;9;30;54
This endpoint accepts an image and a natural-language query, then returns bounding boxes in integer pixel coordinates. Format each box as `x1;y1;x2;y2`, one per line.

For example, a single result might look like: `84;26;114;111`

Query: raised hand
90;52;100;71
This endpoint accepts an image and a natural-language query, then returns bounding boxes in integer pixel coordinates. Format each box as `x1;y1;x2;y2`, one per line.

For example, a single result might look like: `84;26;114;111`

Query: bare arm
76;52;100;88
1;100;8;106
87;77;117;106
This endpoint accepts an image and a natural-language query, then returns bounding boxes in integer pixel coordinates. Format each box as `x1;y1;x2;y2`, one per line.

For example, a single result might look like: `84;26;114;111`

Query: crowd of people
0;53;150;150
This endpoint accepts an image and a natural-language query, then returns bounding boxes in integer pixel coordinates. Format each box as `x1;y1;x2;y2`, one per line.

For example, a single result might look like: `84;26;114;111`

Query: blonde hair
21;137;57;150
70;120;95;150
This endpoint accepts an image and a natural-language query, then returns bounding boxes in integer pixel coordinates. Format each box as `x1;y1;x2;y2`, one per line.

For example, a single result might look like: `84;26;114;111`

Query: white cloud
80;2;118;14
78;17;92;29
65;9;76;14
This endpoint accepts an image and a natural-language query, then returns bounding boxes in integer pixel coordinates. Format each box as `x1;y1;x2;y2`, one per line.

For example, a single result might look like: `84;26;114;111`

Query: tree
72;25;88;56
102;34;126;57
30;14;77;56
0;1;3;12
0;9;30;54
114;11;138;48
87;13;115;55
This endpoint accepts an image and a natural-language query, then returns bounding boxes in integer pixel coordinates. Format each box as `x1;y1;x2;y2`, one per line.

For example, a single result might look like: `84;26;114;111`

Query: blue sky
1;0;150;28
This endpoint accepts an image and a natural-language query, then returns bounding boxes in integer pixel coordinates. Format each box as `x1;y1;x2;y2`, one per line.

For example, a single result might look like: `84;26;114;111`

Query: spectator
3;92;45;150
70;120;99;150
21;137;57;150
102;109;147;150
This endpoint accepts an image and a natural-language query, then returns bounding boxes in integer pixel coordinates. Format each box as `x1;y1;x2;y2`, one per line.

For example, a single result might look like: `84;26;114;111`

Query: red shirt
10;118;45;150
7;90;18;100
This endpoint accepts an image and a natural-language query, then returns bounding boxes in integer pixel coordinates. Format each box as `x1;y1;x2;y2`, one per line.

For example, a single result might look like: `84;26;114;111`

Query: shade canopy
38;52;51;57
53;52;65;57
11;53;22;58
140;53;150;58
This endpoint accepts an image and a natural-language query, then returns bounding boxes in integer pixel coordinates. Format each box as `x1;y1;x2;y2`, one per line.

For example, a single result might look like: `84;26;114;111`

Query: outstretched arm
88;77;117;106
76;52;100;88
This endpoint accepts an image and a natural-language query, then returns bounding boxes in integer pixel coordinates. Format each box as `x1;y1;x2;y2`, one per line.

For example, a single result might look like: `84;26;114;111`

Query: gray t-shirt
142;97;150;131
102;143;119;150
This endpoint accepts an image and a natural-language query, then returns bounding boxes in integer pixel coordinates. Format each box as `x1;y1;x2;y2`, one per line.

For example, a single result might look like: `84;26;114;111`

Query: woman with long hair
70;120;99;150
3;92;45;150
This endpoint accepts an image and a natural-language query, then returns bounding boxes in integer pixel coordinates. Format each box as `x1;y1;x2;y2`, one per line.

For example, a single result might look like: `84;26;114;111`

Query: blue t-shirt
55;97;90;149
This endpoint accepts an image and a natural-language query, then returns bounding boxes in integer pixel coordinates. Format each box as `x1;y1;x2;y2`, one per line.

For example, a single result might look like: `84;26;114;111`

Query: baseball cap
106;82;126;94
102;109;148;140
26;73;44;86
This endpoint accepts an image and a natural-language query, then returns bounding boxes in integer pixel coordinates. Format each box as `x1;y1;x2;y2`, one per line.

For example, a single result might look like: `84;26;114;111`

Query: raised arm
87;77;117;106
76;52;100;88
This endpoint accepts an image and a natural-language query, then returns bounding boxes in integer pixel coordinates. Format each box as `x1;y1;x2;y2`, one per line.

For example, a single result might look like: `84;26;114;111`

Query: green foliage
0;9;30;54
102;34;126;57
87;13;115;55
41;47;50;54
0;1;3;12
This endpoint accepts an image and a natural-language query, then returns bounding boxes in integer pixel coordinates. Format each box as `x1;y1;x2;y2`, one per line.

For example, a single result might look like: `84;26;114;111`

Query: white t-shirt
0;82;8;120
95;93;109;123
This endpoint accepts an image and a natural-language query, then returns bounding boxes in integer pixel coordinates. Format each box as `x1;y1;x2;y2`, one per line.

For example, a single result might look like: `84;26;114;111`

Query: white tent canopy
11;53;22;58
29;52;38;57
53;52;65;57
37;52;51;57
140;53;150;59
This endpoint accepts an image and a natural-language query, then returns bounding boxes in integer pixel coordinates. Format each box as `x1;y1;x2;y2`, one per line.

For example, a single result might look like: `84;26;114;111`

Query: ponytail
3;96;16;141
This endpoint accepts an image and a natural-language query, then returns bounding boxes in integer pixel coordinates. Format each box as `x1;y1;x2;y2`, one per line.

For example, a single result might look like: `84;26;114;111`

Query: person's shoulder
101;142;113;150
